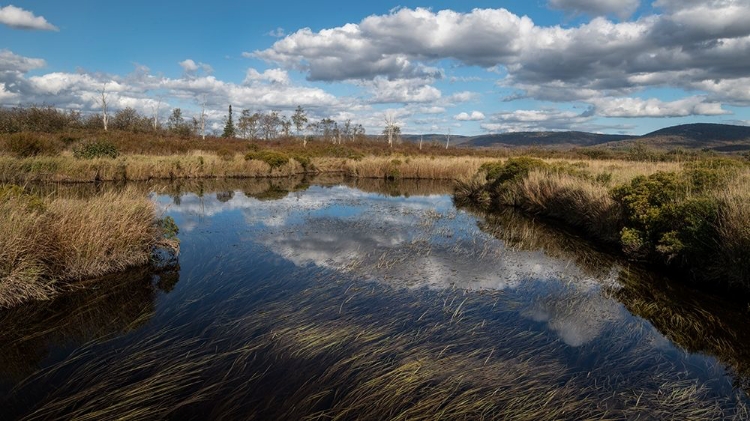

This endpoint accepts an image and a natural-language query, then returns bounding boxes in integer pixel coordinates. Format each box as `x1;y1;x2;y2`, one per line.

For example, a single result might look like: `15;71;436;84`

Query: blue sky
1;0;749;136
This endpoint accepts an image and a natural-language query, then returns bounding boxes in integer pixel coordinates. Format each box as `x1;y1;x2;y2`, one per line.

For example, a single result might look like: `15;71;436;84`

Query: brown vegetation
0;186;176;308
456;156;750;293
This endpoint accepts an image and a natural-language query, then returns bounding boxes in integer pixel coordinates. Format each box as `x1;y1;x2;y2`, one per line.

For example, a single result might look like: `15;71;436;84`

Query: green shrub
480;157;548;184
73;140;119;159
245;150;290;169
612;171;720;269
595;172;613;185
292;154;312;171
683;159;744;192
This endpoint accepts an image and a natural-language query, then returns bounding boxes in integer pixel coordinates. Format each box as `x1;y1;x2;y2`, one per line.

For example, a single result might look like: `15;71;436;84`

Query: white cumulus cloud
454;111;485;121
0;5;58;31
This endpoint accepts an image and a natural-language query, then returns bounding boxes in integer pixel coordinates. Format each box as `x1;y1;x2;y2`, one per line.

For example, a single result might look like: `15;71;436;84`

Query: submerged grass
0;186;175;308
4;265;746;420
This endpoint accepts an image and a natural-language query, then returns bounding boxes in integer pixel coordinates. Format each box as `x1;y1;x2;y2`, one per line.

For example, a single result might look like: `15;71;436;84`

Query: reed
0;186;173;308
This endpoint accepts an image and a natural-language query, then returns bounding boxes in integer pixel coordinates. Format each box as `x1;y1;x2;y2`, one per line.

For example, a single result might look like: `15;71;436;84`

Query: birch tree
384;112;396;148
98;83;109;132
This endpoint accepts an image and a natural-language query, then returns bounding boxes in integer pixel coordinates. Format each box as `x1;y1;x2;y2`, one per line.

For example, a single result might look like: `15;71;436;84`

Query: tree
238;109;260;139
167;108;184;130
168;108;193;138
352;123;366;142
199;96;207;139
222;105;236;138
342;120;352;142
320;118;336;142
445;128;451;149
151;95;163;131
98;83;109;131
111;107;139;132
384;113;398;147
291;105;308;138
280;115;292;138
260;111;281;140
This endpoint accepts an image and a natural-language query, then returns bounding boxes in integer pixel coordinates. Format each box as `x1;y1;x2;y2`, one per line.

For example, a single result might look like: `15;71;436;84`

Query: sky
1;0;750;136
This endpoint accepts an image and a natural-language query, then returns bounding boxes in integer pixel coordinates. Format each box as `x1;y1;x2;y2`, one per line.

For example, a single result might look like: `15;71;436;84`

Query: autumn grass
0;152;494;183
0;186;174;308
456;156;750;293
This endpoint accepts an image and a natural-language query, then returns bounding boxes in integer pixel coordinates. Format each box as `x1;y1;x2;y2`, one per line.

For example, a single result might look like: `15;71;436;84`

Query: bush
480;157;548;184
4;133;62;157
73;140;119;159
612;171;720;268
292;154;312;171
683;159;744;192
245;150;290;169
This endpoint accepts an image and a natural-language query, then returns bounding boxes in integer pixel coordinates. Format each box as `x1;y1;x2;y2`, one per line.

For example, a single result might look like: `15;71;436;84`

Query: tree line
221;105;366;144
0;105;368;144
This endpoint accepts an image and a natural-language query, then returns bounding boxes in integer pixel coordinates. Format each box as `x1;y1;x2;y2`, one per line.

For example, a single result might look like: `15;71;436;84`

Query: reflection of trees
0;263;180;382
463;203;750;394
345;178;453;197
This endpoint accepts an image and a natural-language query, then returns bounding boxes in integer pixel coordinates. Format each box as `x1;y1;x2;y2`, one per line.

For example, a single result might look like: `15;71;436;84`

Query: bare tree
238;110;261;140
151;95;163;131
384;112;396;148
260;111;281;140
445;128;451;149
199;95;207;139
420;134;424;150
98;83;109;131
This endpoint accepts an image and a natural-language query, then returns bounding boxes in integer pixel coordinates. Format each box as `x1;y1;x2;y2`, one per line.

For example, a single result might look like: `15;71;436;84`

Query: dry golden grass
710;173;750;287
345;156;495;180
0;154;494;183
0;187;167;308
511;170;622;242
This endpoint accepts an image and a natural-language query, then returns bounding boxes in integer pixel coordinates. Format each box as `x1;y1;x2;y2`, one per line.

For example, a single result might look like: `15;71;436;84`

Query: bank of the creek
1;177;748;420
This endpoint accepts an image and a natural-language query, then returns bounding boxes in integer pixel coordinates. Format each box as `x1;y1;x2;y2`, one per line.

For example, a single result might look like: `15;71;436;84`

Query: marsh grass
0;186;173;308
457;157;750;292
0;154;494;183
2;180;749;419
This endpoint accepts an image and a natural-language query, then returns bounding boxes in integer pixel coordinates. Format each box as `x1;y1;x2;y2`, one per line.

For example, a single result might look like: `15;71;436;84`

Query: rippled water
1;178;748;420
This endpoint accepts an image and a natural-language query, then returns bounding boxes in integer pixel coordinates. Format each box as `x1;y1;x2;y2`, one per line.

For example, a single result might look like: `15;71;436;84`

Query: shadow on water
2;178;749;420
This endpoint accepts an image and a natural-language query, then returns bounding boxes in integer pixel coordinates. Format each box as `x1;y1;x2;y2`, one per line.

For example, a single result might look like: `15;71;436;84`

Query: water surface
1;178;748;420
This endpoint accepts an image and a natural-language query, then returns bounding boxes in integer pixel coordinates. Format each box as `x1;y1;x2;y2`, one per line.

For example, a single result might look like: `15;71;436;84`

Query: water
1;178;748;420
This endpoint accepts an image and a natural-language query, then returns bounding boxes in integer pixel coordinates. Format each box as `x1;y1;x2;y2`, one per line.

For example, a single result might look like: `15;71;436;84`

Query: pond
1;177;749;420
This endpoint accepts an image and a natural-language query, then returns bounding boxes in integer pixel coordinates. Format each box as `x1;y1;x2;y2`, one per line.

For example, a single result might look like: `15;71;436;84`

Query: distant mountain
461;131;633;149
621;123;750;152
402;123;750;152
